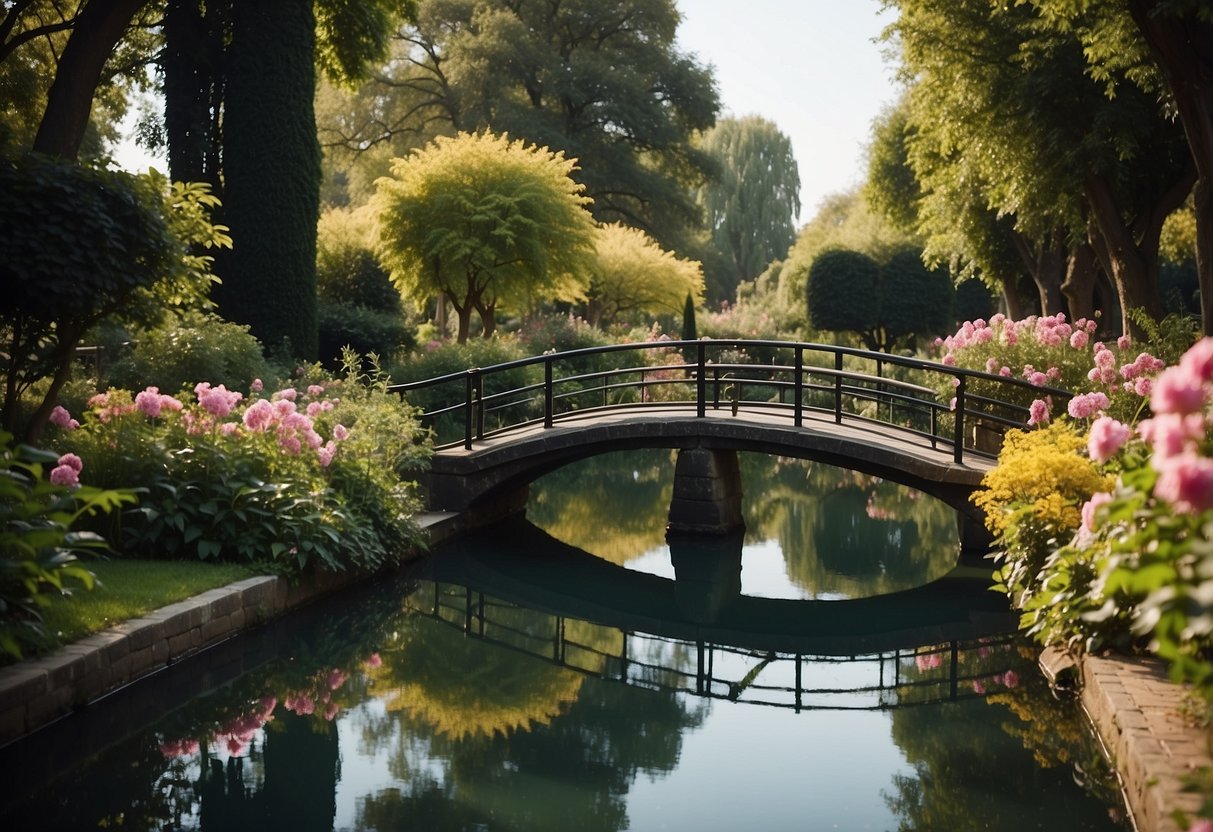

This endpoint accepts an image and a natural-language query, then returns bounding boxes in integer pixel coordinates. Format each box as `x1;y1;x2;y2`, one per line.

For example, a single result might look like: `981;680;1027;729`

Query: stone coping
1042;646;1213;832
0;511;463;749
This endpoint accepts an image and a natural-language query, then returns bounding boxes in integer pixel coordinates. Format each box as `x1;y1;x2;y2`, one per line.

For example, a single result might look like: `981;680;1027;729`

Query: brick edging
1042;646;1213;832
0;511;465;749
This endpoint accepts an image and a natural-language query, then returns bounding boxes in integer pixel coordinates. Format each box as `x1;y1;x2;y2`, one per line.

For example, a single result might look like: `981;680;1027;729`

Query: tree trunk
1085;168;1193;338
1127;1;1213;335
447;292;472;343
1061;242;1099;322
32;0;149;159
1010;230;1066;316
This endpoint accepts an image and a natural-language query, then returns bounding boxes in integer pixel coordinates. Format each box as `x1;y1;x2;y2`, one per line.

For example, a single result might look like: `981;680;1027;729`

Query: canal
0;451;1127;830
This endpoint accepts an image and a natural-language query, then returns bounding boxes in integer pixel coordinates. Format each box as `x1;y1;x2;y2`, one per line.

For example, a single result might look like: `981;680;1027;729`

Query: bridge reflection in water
420;517;1019;713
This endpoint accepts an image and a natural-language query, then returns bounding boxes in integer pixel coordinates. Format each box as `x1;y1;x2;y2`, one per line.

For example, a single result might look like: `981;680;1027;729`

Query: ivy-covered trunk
216;0;320;360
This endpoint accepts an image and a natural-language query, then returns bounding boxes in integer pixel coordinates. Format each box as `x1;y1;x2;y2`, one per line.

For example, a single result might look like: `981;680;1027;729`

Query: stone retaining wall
0;511;463;749
1043;646;1213;832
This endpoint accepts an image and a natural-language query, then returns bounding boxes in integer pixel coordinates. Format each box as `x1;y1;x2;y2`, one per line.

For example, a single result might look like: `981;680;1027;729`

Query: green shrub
104;311;269;395
46;356;430;576
317;206;402;313
318;301;412;368
0;431;135;658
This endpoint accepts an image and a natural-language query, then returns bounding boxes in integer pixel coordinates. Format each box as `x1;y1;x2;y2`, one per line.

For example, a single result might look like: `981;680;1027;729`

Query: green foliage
373;132;598;342
51;359;430;576
695;116;801;300
974;422;1113;612
320;0;719;253
807;248;880;345
0;431;135;659
316;205;402;312
880;248;955;348
0;154;227;440
583;223;705;328
390;337;533;422
953;278;998;325
216;0;321;361
104;311;269;395
318;301;412;368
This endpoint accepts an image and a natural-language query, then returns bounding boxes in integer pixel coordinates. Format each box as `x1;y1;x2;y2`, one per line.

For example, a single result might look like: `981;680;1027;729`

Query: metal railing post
474;369;484;441
464;370;476;450
834;351;844;424
953;374;966;464
794;346;804;427
696;341;707;418
544;357;554;428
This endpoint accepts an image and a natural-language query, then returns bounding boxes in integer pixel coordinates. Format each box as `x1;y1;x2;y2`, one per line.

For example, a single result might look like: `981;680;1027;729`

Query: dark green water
0;452;1128;830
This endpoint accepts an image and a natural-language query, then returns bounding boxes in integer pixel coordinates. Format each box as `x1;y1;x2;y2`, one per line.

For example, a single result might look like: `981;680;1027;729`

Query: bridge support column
668;529;744;625
958;505;995;558
667;448;744;535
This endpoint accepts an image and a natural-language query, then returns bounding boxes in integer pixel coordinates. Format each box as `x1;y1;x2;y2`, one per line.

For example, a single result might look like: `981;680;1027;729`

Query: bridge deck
431;402;997;486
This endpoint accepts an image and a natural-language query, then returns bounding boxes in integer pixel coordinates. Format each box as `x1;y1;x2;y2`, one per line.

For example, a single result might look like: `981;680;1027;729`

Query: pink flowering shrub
47;356;430;575
934;313;1168;425
1014;336;1213;696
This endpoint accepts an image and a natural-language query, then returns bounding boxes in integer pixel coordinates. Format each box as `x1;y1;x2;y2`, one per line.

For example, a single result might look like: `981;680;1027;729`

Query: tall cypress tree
216;0;321;360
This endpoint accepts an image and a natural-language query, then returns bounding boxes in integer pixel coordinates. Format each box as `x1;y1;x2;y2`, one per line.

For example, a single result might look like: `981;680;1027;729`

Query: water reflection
528;450;962;599
0;458;1127;831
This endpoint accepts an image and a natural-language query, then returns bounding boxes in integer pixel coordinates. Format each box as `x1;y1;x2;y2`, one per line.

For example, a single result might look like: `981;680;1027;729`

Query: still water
0;451;1127;830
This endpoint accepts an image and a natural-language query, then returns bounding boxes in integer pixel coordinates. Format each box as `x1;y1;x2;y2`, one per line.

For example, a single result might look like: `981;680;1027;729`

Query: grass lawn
32;559;261;657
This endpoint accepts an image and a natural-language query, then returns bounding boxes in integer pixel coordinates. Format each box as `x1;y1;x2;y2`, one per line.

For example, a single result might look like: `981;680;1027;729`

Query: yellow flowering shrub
973;422;1111;537
972;421;1112;609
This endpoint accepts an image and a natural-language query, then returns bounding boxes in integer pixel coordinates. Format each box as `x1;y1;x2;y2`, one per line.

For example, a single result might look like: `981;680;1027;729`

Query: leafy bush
0;431;135;658
318;301;412;368
973;421;1112;611
316;206;402;313
0;156;228;440
934;312;1174;425
1019;338;1213;693
104;311;269;394
47;355;430;576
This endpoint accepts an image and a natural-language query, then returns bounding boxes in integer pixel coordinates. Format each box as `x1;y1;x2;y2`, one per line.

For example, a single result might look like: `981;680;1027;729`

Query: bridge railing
388;339;1073;463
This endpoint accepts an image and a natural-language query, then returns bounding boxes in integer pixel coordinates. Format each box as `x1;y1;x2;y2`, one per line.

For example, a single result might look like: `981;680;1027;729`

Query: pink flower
306;401;323;417
1117;334;1132;350
219;422;240;436
307;384;325;397
1139;413;1205;461
274;388;298;402
333;424;350;441
1088;416;1132;463
318;441;337;468
1181;338;1213;383
1001;670;1019;688
972;679;986;694
197;384;243;418
58;452;83;473
1133;377;1153;397
250;378;264;393
279;435;302;455
366;652;382;668
1150;366;1206;414
1067;391;1110;419
49;405;78;430
328;669;348;690
243;399;275;432
1188;820;1213;832
1094;345;1116;369
50;463;79;488
135;386;163;418
1081;492;1113;532
324;702;340;721
1069;330;1089;349
1154;453;1213;513
1028;398;1051;426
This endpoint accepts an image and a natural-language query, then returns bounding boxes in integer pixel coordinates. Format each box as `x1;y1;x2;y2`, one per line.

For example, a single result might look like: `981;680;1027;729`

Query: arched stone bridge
392;339;1073;552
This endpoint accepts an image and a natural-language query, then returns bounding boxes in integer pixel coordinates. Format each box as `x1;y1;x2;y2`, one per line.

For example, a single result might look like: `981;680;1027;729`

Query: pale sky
675;0;900;223
115;1;900;227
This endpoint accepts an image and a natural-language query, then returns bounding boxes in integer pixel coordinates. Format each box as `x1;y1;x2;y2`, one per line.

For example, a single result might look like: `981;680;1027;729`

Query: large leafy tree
694;115;801;301
884;0;1194;336
372;131;597;342
1028;0;1213;333
321;0;719;255
583;223;704;328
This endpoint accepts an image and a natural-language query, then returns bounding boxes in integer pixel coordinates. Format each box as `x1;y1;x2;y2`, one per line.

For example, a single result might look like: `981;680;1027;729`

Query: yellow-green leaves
372;131;596;341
